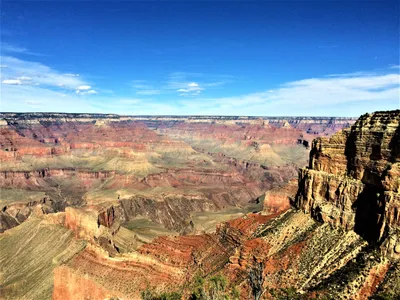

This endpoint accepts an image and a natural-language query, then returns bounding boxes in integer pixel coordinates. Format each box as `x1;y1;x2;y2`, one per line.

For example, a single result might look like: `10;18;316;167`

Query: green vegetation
188;274;239;300
267;287;332;300
121;216;178;242
140;289;182;300
268;287;301;300
0;188;46;205
190;202;263;233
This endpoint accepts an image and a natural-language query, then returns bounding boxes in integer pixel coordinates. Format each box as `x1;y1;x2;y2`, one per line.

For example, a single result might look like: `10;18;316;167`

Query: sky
0;0;399;116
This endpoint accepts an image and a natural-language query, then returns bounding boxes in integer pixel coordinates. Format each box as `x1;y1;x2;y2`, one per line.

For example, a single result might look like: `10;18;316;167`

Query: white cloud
177;81;203;96
177;71;400;116
131;73;233;98
0;56;88;90
0;84;98;112
2;79;21;85
1;60;397;117
76;85;91;90
18;76;32;81
0;56;101;113
389;65;400;69
0;65;8;68
165;72;232;96
326;71;376;78
64;73;80;77
1;43;43;56
76;88;97;95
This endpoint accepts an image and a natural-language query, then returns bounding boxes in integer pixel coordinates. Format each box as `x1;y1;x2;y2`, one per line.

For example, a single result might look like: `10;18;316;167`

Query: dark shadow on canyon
389;124;400;162
345;124;357;178
352;184;383;244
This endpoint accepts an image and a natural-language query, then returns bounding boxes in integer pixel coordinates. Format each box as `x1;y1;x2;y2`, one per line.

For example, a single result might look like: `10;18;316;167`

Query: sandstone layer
296;110;400;259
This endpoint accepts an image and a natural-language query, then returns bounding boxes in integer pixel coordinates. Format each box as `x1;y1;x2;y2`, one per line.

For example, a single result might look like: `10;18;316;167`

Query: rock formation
296;110;400;259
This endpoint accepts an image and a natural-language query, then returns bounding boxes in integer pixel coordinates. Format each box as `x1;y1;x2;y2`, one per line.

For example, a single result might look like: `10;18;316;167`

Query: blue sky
0;1;399;116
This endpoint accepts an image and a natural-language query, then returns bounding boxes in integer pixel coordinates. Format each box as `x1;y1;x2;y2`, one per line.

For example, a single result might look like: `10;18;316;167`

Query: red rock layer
53;246;186;299
1;121;192;162
263;178;298;214
159;122;304;146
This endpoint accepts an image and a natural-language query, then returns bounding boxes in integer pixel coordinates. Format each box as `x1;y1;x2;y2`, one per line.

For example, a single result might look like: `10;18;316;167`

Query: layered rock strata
295;110;400;259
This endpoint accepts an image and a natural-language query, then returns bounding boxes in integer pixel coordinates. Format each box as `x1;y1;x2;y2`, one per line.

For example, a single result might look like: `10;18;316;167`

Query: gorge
0;111;398;299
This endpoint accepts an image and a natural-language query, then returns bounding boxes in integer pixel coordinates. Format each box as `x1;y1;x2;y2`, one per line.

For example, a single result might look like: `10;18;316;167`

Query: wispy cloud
136;89;160;95
64;73;80;77
76;89;98;95
132;80;152;90
176;71;399;116
2;79;22;85
1;57;397;116
326;71;377;78
0;56;94;91
130;72;233;98
132;80;161;96
108;70;398;116
1;84;98;112
177;82;203;96
389;65;400;69
164;72;233;96
1;55;100;112
1;43;44;56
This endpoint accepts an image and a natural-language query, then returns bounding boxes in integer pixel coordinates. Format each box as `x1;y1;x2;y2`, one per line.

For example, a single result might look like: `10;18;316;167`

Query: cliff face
296;110;400;259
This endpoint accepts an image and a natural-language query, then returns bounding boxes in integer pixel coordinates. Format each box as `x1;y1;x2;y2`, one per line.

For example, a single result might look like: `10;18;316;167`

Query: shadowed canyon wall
295;110;400;259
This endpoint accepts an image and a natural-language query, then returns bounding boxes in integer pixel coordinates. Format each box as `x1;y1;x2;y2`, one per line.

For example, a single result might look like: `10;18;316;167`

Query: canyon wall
295;110;400;259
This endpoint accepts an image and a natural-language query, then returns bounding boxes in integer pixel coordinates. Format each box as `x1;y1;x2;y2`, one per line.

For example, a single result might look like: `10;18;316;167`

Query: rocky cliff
295;110;400;259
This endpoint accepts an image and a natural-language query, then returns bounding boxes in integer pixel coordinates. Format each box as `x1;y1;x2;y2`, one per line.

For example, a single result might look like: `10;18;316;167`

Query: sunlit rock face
263;178;298;214
296;110;400;259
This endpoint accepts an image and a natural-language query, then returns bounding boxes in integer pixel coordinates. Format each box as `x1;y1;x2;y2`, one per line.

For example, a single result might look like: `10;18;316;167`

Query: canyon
1;111;399;299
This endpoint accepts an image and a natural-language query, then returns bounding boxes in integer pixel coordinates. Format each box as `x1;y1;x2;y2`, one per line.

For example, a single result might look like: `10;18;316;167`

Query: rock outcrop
296;110;400;259
263;179;298;214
